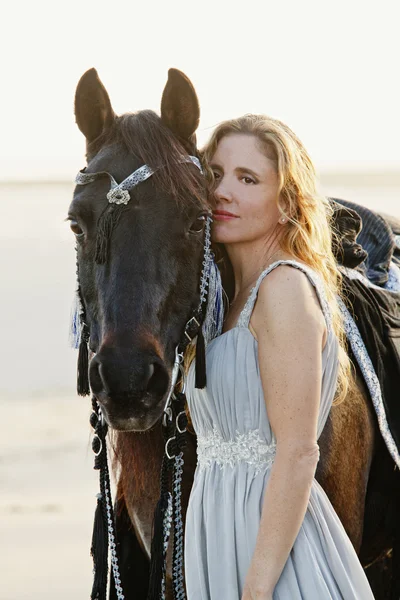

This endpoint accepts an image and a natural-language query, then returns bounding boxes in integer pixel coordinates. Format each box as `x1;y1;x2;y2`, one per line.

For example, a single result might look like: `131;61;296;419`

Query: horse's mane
88;110;206;208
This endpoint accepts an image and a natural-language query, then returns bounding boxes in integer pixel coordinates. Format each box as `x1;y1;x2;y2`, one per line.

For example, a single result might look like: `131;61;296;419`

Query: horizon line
1;168;399;186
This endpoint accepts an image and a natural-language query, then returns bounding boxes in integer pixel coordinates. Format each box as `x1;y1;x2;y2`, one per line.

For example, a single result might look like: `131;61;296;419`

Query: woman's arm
241;265;327;600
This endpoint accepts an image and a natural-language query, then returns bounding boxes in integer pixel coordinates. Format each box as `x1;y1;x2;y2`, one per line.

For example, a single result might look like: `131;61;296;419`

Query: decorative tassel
69;278;86;350
195;327;207;389
95;205;123;264
69;293;82;349
194;257;224;390
201;258;224;346
147;455;171;600
90;492;108;600
77;327;90;396
72;272;90;395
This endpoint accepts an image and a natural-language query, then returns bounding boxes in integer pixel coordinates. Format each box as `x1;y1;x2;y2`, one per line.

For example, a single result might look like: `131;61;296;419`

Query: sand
0;393;99;599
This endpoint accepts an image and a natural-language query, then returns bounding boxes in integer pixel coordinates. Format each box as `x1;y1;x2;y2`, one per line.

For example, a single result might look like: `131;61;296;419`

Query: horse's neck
114;426;198;559
113;428;163;555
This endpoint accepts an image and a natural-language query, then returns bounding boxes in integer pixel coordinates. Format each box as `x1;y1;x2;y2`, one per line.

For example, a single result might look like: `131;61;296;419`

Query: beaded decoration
197;426;277;475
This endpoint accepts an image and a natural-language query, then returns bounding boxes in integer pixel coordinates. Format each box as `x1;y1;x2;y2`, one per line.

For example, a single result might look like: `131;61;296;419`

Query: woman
183;115;375;599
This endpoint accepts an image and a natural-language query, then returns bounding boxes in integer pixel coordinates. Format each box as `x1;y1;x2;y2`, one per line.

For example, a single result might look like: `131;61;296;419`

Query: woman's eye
241;176;255;185
70;220;84;237
212;171;221;180
190;213;208;233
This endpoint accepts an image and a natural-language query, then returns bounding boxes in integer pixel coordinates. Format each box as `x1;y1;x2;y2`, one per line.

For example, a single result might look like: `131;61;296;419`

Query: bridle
71;153;223;600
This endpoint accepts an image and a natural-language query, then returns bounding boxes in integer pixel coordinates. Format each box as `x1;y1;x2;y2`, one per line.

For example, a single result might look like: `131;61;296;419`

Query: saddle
330;198;400;459
329;197;399;285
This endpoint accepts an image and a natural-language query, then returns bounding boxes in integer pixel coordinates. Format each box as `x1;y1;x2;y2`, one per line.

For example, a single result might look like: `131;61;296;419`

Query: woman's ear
278;199;290;221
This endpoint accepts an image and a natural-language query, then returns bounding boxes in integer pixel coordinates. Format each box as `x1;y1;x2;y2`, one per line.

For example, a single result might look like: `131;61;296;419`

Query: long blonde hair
187;114;353;406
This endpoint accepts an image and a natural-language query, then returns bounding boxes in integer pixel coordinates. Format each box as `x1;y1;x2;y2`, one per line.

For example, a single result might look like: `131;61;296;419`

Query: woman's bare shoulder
250;262;326;344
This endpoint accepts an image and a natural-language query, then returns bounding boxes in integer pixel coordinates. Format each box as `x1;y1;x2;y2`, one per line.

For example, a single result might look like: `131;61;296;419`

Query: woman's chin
212;233;241;245
212;233;231;244
211;224;236;244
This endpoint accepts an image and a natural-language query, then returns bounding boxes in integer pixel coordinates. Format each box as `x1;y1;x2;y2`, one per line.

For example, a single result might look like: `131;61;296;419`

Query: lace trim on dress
236;260;333;333
197;426;277;474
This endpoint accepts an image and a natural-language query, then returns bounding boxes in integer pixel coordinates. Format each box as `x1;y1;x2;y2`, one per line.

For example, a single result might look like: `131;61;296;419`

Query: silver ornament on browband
75;155;203;205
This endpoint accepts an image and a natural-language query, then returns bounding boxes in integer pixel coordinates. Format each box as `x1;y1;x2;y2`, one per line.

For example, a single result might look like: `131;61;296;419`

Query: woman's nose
215;180;233;202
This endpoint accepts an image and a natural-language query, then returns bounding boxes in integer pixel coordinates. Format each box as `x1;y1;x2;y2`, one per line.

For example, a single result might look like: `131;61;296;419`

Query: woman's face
210;133;283;245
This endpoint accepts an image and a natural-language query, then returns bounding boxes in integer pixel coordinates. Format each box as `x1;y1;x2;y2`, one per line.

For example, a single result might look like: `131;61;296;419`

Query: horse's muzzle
89;346;170;431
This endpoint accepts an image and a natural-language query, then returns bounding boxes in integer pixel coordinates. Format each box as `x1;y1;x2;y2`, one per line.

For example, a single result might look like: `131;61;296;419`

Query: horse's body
70;68;400;599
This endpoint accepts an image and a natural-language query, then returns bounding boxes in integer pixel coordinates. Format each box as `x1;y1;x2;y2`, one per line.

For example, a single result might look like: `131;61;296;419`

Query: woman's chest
186;329;271;436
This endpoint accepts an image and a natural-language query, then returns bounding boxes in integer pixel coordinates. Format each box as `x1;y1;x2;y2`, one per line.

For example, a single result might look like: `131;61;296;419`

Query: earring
280;217;286;224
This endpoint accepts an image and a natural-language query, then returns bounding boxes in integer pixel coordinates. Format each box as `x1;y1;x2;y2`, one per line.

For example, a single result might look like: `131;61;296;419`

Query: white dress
184;260;374;599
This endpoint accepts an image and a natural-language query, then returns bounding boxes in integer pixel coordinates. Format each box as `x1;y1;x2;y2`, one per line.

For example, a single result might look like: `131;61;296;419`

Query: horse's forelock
88;110;207;209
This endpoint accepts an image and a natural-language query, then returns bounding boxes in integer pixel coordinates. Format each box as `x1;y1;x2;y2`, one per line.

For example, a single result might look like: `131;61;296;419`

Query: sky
1;0;399;180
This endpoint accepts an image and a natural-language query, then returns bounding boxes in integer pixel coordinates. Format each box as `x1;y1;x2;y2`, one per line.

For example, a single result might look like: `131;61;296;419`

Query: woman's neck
224;235;290;299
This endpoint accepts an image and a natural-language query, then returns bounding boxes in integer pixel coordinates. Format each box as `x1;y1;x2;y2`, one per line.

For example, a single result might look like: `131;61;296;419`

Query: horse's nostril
89;356;103;394
146;361;169;397
98;363;110;393
147;363;155;381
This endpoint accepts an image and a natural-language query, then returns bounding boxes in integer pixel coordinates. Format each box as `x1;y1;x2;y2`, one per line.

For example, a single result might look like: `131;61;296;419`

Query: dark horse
69;68;400;599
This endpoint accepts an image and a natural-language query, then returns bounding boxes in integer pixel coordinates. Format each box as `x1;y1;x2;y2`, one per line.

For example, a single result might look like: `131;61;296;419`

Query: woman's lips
212;210;239;221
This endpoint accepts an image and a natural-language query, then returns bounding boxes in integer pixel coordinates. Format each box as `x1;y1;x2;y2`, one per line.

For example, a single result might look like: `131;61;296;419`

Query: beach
0;394;95;599
1;174;399;599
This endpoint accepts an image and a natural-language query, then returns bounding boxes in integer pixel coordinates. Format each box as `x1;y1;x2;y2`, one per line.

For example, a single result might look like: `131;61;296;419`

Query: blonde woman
183;115;374;599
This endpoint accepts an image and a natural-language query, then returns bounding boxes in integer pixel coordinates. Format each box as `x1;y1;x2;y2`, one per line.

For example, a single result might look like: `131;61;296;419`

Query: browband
75;155;203;205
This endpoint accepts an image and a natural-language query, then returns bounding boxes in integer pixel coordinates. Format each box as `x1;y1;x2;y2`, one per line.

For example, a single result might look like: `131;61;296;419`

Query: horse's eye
190;213;208;233
70;220;84;237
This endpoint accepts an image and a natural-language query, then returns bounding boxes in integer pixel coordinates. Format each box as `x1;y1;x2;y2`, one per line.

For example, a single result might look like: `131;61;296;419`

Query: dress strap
236;259;333;332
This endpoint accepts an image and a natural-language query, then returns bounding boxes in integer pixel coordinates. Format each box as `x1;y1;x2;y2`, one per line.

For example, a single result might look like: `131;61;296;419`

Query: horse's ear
74;68;116;144
161;68;200;149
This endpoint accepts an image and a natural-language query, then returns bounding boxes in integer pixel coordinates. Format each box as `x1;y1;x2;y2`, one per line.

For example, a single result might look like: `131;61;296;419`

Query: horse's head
69;68;209;432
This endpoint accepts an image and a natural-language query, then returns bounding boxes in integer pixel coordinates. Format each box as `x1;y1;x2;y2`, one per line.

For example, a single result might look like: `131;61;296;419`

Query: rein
72;154;223;600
